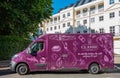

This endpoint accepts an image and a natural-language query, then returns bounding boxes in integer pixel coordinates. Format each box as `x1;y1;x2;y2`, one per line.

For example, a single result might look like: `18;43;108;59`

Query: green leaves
0;35;31;60
0;0;53;37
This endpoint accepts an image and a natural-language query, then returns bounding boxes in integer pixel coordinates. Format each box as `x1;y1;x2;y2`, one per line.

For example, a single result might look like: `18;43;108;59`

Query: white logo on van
81;44;98;51
52;45;61;52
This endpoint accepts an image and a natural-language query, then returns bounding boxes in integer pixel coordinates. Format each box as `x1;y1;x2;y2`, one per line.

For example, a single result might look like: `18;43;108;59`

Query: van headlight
12;54;18;60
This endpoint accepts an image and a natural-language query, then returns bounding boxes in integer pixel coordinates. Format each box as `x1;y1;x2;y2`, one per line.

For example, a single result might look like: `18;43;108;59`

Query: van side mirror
27;48;37;56
31;51;37;56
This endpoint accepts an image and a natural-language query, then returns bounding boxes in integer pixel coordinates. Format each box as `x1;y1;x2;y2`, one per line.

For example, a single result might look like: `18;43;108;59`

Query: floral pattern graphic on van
49;34;113;69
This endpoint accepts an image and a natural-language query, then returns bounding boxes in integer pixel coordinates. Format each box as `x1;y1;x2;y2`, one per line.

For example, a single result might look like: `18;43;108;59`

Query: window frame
67;22;70;27
54;26;57;30
99;16;104;21
77;21;80;26
119;11;120;16
109;12;115;18
67;12;70;17
47;28;49;31
90;17;95;23
50;27;53;31
110;26;115;36
99;28;104;33
63;23;66;28
83;19;87;25
109;0;114;4
63;14;66;18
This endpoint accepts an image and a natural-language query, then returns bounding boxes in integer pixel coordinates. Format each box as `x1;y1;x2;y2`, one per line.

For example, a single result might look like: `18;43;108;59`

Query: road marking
114;65;120;69
103;77;113;78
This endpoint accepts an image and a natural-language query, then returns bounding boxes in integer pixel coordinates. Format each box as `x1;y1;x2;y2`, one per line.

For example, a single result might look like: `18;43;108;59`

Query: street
0;55;120;78
0;66;120;78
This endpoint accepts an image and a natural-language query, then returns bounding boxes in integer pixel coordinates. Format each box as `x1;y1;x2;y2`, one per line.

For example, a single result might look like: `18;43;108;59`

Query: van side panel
47;34;114;70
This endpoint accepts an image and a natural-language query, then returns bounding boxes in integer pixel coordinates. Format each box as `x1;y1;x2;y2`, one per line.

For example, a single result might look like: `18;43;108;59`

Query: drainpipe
73;7;76;33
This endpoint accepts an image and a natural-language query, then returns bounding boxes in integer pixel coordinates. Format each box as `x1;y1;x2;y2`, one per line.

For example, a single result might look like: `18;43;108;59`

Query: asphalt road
0;64;120;78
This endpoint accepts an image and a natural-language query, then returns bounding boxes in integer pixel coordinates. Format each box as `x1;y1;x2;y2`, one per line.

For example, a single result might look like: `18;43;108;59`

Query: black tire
88;63;100;74
16;63;29;75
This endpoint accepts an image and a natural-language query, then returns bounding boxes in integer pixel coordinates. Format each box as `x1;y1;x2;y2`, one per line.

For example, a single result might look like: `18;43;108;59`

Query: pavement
0;60;10;68
114;54;120;64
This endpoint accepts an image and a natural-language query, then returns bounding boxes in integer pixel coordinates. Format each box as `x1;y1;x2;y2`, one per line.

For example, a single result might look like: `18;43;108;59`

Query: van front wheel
16;63;29;75
88;63;100;74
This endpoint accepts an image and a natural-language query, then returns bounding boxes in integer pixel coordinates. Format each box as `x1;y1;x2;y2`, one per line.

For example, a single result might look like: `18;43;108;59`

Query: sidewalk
114;54;120;64
0;60;10;68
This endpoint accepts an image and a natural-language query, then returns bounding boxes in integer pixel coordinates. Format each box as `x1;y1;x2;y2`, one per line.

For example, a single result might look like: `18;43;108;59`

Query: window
90;18;95;23
98;4;104;9
110;26;115;36
50;19;53;24
47;28;49;31
109;0;114;4
50;27;53;31
47;21;49;24
63;23;66;27
90;6;95;14
83;8;87;13
63;14;66;18
77;21;80;26
99;16;104;21
110;12;115;18
58;16;60;21
54;26;57;30
119;11;120;16
99;28;104;33
83;19;87;25
67;12;70;17
83;8;88;16
119;26;120;36
76;10;80;15
54;18;57;23
30;42;44;55
58;25;60;29
67;22;70;27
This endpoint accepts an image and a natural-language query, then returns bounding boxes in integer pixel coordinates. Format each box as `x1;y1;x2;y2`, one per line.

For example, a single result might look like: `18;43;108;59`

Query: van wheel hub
16;63;29;75
89;63;100;74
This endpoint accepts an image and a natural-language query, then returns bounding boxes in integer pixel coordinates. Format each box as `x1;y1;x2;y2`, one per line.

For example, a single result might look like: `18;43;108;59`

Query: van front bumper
10;61;17;72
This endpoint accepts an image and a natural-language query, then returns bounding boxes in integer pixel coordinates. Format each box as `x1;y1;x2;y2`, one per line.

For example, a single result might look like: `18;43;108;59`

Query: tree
0;0;53;37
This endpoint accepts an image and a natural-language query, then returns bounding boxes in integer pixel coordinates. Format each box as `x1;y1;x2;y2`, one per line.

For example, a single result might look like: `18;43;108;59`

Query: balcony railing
76;14;81;18
114;33;120;37
90;10;95;14
98;8;104;12
83;12;88;16
54;21;57;23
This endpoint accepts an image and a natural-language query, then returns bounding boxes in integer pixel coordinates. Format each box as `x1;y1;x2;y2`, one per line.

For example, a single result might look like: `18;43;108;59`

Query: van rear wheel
88;63;100;74
16;63;29;75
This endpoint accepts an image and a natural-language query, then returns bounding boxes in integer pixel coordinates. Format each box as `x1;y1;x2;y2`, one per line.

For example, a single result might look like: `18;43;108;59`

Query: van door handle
62;54;68;58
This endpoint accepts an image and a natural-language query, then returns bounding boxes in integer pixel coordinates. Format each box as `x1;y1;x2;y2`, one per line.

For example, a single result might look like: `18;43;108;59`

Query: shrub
0;36;31;60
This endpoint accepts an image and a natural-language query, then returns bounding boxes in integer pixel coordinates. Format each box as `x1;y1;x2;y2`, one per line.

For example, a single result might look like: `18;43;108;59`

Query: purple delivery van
10;33;114;75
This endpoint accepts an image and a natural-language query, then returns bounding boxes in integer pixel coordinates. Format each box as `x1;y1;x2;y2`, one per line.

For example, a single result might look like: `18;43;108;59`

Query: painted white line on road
114;65;120;69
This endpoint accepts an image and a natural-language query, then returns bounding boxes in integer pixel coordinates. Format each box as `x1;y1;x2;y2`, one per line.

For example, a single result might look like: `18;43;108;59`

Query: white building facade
43;0;120;54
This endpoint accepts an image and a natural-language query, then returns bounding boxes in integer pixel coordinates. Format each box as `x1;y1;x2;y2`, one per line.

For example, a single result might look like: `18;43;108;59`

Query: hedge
0;36;31;61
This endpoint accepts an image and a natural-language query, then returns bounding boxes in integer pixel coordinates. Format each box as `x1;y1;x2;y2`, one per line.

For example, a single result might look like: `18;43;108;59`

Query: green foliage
0;36;31;60
0;0;53;37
